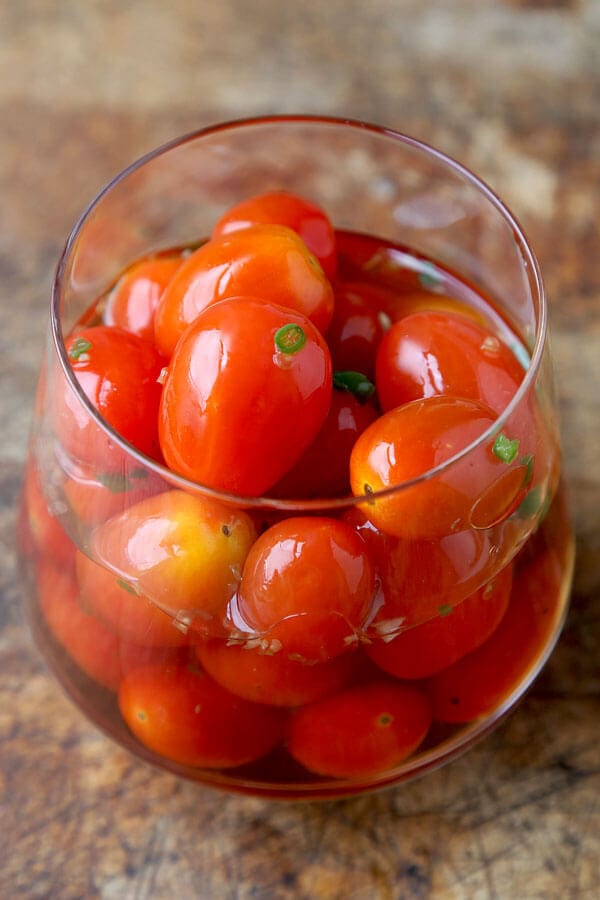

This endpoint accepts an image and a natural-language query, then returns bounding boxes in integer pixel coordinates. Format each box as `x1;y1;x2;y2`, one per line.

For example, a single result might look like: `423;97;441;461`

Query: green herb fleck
493;433;520;464
333;370;376;402
438;604;453;617
515;486;543;520
116;578;137;595
419;262;441;291
520;455;535;487
68;337;92;361
274;323;307;355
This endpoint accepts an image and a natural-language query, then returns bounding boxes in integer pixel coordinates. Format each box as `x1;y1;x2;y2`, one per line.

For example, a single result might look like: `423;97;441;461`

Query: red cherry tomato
343;508;510;629
271;388;378;499
326;282;387;379
237;517;375;663
376;310;525;414
53;326;164;471
154;225;334;358
367;562;513;679
212;190;337;280
350;396;532;540
159;298;333;496
76;551;190;648
428;544;565;723
37;561;123;691
196;639;357;707
103;254;183;343
92;490;257;632
118;662;284;768
287;680;432;779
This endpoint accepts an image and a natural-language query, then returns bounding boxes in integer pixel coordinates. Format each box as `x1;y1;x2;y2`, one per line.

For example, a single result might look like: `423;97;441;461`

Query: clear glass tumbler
17;116;574;799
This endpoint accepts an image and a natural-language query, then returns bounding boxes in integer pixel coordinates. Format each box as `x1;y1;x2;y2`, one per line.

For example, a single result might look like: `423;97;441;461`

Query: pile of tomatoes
28;189;557;782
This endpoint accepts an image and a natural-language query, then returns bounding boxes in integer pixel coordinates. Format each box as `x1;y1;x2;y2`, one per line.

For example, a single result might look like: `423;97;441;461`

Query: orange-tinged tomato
237;517;375;663
375;310;525;414
367;562;513;679
212;190;337;280
92;490;257;631
158;298;333;496
76;551;190;648
154;224;334;357
195;639;357;707
103;254;183;342
118;663;285;768
287;680;432;779
63;465;163;529
350;396;531;540
23;463;75;566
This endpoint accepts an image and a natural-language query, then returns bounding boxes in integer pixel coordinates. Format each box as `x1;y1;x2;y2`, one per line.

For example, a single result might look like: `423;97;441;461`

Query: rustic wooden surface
1;1;599;897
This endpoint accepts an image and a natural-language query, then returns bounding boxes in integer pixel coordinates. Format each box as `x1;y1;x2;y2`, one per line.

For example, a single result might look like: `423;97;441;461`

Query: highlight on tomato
103;253;183;343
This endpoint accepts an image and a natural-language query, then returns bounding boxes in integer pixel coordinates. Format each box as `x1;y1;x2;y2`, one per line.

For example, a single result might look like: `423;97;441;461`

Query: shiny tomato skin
54;326;165;471
92;490;257;631
376;310;525;414
237;516;375;663
212;190;337;280
62;465;163;529
367;562;513;679
326;281;387;379
287;680;432;779
195;639;357;707
103;255;183;343
350;396;531;540
118;663;285;768
154;225;334;358
159;298;333;496
271;390;378;499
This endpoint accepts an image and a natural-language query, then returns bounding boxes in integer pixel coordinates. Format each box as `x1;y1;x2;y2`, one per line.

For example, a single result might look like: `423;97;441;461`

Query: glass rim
51;113;548;513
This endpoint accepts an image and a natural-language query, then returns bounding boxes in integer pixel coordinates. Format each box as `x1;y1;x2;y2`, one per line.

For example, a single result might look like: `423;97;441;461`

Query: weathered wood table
1;2;598;896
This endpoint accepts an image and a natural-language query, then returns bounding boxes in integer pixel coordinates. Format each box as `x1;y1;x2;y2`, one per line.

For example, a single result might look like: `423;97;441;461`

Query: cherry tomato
196;639;357;707
76;551;190;648
92;490;257;631
379;291;492;328
237;517;375;663
271;388;378;499
350;396;532;540
53;326;165;471
159;298;332;495
343;508;510;629
118;662;284;768
154;225;334;357
326;282;387;378
103;254;183;343
367;562;513;679
287;680;432;778
376;310;525;414
37;561;123;691
212;190;337;280
428;544;565;723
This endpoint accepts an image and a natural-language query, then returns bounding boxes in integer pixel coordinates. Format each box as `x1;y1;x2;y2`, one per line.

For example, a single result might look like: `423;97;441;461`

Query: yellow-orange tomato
154;224;334;357
92;490;257;631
